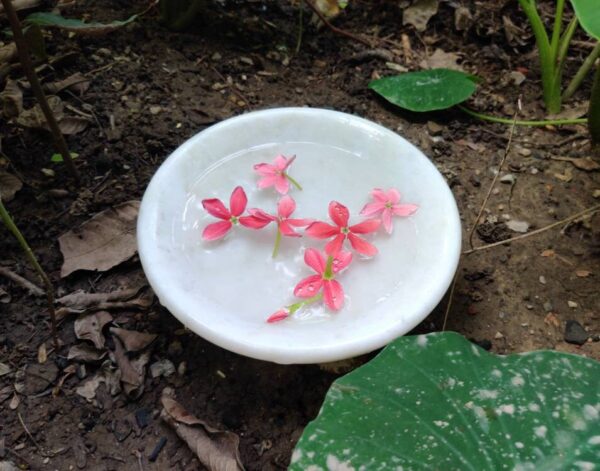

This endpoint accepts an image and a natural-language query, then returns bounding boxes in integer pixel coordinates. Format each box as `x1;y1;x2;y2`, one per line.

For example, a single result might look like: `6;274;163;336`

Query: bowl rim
137;107;462;364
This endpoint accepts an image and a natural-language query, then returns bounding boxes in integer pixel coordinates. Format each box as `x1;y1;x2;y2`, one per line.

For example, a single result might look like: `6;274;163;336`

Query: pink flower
201;186;258;240
247;195;312;237
294;248;352;311
360;188;418;234
266;309;290;323
305;201;380;256
253;154;301;194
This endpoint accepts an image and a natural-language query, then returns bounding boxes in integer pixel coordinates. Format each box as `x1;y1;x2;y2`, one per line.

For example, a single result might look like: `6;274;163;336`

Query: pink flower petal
230;186;247;217
287;218;313;227
332;250;352;273
350;219;381;234
277;195;296;219
371;188;388;202
202;198;230;219
304;248;326;274
274;154;289;170
348;233;378;256
386;188;401;204
323;279;344;310
360;201;386;217
274;175;290;194
257;175;277;189
325;233;346;255
239;215;272;229
382;208;393;234
278;221;301;237
294;274;323;298
328;201;349;227
267;309;289;323
202;221;232;240
247;208;277;221
392;203;419;217
254;163;277;176
282;154;296;171
305;221;339;239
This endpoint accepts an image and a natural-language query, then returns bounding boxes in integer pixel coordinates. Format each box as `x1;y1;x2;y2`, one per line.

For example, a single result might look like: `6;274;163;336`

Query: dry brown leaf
403;0;439;32
420;48;463;71
541;249;555;257
112;337;150;398
551;156;600;172
576;270;592;278
0;0;41;13
58;116;90;135
58;286;144;309
68;343;107;362
110;327;156;352
74;311;113;349
0;43;17;63
544;312;561;328
0;79;23;118
161;389;244;471
0;171;22;202
55;289;154;320
37;342;47;364
15;95;89;135
312;0;344;20
554;167;573;182
58;201;140;277
76;360;121;401
44;72;90;95
9;393;20;410
547;103;588;120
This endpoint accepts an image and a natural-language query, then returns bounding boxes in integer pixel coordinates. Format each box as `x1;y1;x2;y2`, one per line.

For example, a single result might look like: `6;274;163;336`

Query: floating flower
253;154;302;194
266;308;290;323
294;248;352;311
305;201;380;256
201;186;258;240
360;188;418;234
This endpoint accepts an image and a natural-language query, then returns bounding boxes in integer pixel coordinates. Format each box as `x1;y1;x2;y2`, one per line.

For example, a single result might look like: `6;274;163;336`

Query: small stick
210;66;251;109
17;412;43;453
304;0;373;47
0;266;44;296
0;0;79;182
463;204;600;255
441;269;459;332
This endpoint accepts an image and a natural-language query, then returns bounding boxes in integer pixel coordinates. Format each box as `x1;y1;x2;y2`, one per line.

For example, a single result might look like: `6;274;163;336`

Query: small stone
494;332;504;339
530;168;539;175
0;460;19;471
211;52;222;61
498;311;507;319
500;174;516;184
593;189;600;198
517;147;532;156
539;275;547;285
177;361;187;376
239;56;254;66
564;320;589;345
150;359;175;378
567;300;578;308
543;301;553;312
135;408;152;428
41;168;55;178
526;304;534;310
149;106;162;115
492;188;500;195
427;121;443;135
509;71;526;85
506;220;529;233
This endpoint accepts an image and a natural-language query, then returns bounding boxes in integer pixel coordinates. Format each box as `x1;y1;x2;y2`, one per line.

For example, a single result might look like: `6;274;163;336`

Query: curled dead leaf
403;0;439;32
112;336;150;398
37;342;47;364
58;201;140;277
58;286;144;309
68;343;107;362
110;327;156;352
161;389;244;471
420;48;463;71
0;171;23;202
15;95;89;135
44;72;90;95
74;311;113;349
76;360;121;402
0;43;17;63
544;313;561;328
0;80;23;118
551;156;600;172
541;249;555;257
576;270;592;278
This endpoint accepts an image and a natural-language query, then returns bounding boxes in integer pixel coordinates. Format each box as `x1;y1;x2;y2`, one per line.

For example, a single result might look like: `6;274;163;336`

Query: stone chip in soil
564;320;589;345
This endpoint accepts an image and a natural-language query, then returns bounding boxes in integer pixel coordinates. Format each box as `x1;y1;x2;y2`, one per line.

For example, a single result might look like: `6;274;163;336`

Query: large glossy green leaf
571;0;600;40
369;69;478;112
291;332;600;470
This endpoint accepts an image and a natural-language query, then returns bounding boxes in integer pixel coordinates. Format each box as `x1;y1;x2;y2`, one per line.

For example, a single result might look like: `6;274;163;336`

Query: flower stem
288;293;323;313
286;173;303;191
563;42;600;101
323;255;334;279
458;105;587;126
272;229;282;258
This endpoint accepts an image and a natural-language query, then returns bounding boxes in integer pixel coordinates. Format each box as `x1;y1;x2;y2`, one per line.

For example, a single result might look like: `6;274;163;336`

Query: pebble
494;331;504;339
526;304;534;310
211;52;222;61
506;220;530;233
149;106;162;115
593;189;600;198
564;320;589;345
500;173;516;184
427;121;444;136
150;359;175;378
530;168;539;175
539;275;546;285
135;408;152;428
517;147;532;156
543;301;553;312
177;361;187;376
509;71;526;85
567;300;578;308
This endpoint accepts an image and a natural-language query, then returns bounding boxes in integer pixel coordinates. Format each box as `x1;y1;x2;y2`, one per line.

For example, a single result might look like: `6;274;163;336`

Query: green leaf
369;69;479;112
51;152;78;163
291;332;600;470
571;0;600;40
24;12;140;35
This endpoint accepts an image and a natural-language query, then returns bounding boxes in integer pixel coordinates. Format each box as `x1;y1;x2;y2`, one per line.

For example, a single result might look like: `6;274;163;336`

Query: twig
0;266;44;296
441;270;459;332
304;0;373;47
463;204;600;255
468;110;518;248
210;66;251;109
0;0;79;183
17;412;43;453
6;447;36;469
295;1;304;54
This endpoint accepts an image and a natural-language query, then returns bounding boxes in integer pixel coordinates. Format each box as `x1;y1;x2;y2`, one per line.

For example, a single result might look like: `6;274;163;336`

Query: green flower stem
458;105;587;126
563;42;600;101
286;173;303;191
550;0;566;59
588;63;600;148
323;255;334;280
272;229;282;258
288;293;323;314
0;196;59;349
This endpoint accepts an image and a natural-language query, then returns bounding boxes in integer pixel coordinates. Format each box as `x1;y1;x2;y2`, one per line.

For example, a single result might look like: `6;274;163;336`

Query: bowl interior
138;108;461;364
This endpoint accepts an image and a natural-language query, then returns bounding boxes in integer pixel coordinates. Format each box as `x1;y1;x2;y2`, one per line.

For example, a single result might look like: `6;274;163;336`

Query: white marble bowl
137;108;461;364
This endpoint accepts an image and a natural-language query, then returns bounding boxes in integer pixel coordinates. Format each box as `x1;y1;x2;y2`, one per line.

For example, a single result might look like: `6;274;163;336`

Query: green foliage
369;69;478;112
24;11;140;34
291;332;600;470
571;0;600;40
51;152;78;163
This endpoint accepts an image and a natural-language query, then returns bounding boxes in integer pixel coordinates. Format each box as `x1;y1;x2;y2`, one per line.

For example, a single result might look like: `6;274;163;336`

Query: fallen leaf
544;313;560;328
0;385;12;403
9;393;20;410
74;311;113;349
52;364;77;397
0;171;22;202
76;360;121;401
150;359;175;378
58;116;89;135
0;362;10;377
403;0;439;32
541;249;555;257
454;6;472;31
554;167;573;182
110;327;156;352
112;336;150;398
161;389;244;471
419;48;463;71
68;343;107;362
0;287;10;304
547;103;589;121
44;72;90;95
58;286;144;309
0;43;17;63
0;0;41;13
37;342;47;364
551;156;600;172
58;201;140;277
312;0;345;20
0;79;23;118
502;15;527;46
51;152;79;163
576;270;592;278
15;95;89;135
55;289;154;320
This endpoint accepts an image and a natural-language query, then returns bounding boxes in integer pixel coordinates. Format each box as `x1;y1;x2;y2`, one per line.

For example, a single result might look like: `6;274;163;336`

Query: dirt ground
1;0;599;469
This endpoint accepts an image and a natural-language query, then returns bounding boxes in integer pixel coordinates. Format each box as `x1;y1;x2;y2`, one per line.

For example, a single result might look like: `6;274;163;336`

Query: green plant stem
563;42;600;100
458;105;587;126
288;293;323;314
588;63;600;148
272;229;282;258
550;0;566;59
0;197;59;349
555;17;578;89
295;2;304;54
286;173;303;191
0;0;79;183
